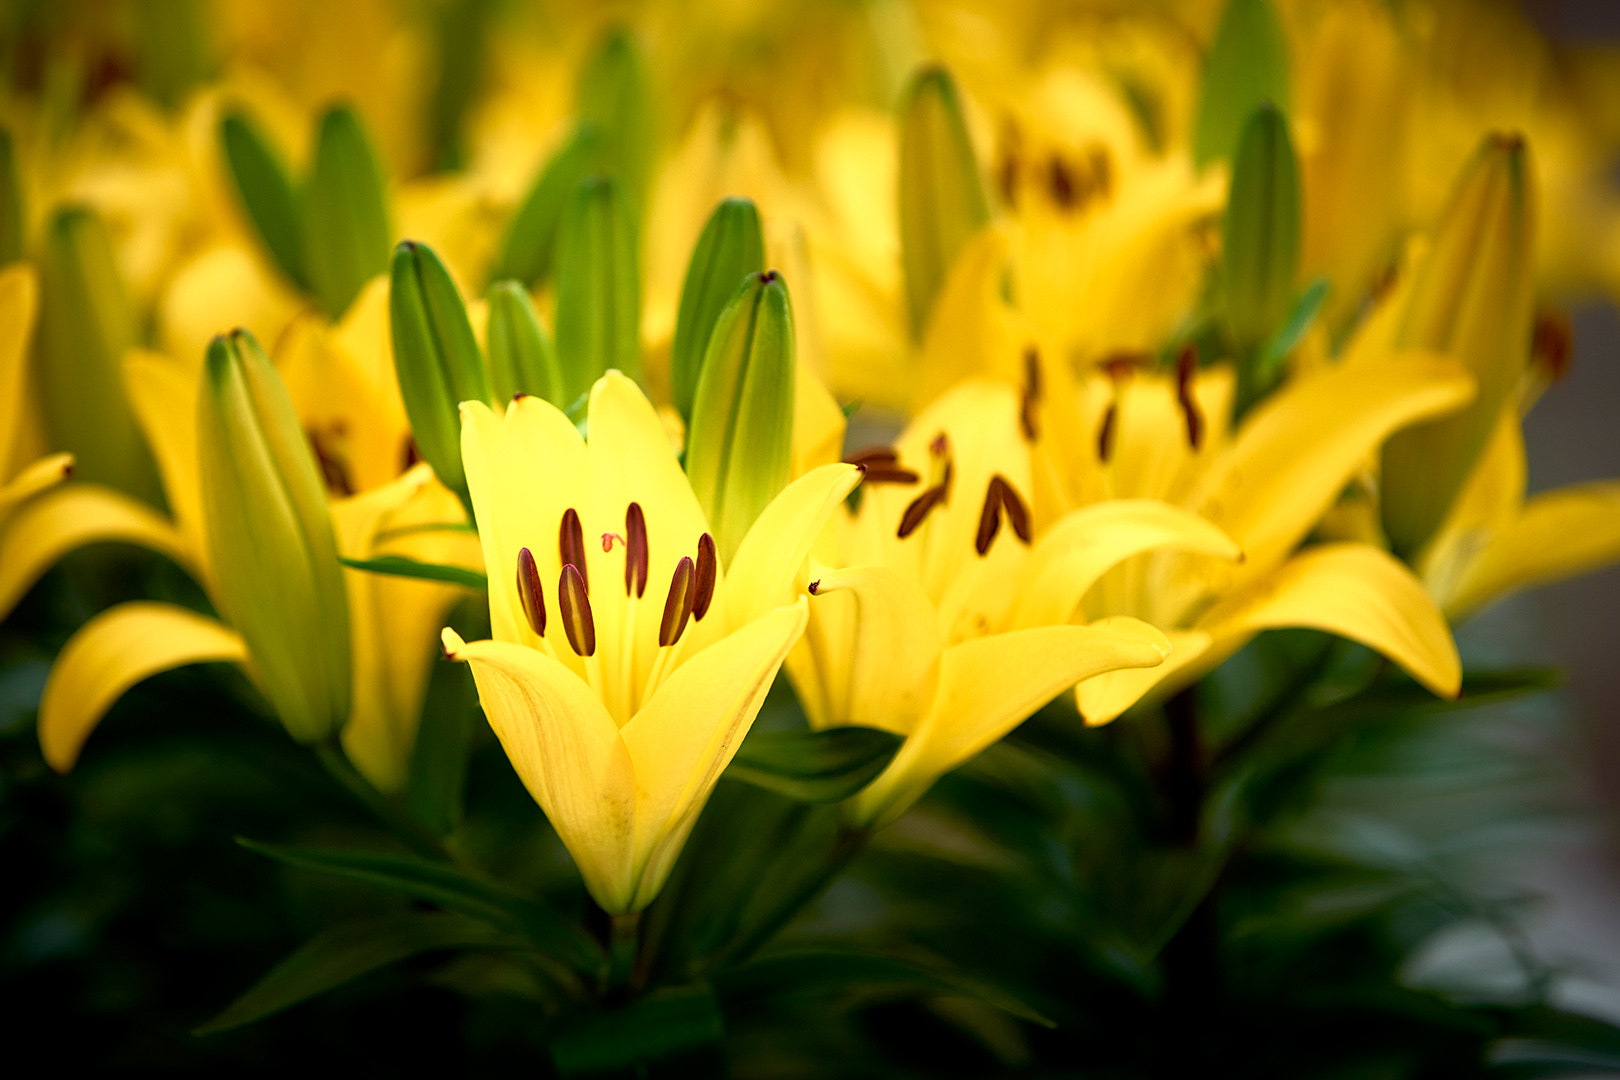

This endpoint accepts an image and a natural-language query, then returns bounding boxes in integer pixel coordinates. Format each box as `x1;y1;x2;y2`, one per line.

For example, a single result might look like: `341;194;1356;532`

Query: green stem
314;739;449;861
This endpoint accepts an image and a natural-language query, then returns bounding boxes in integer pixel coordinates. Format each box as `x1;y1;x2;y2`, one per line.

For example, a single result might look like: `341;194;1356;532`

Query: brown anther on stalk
1532;308;1573;384
1176;345;1204;450
624;502;648;598
997;475;1031;543
692;533;717;620
845;445;919;485
558;563;595;656
659;556;696;647
863;464;922;485
1098;402;1118;462
559;508;588;592
512;392;528;401
808;579;822;595
1048;156;1076;209
1020;346;1042;441
1102;351;1150;382
844;446;900;469
940;459;954;500
515;547;546;637
898;485;946;538
975;481;1003;555
930;432;950;457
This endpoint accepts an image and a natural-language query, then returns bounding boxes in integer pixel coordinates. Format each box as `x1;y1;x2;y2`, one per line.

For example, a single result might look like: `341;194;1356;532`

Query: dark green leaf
726;726;903;803
1193;0;1289;167
550;986;724;1077
195;912;513;1034
302;105;391;317
220;111;308;289
340;554;488;591
491;124;603;286
1261;277;1329;372
236;838;600;970
406;597;483;835
670;197;765;421
1223;103;1301;357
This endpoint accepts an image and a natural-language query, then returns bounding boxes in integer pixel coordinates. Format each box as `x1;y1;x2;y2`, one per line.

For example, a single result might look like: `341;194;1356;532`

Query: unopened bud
554;175;641;405
1381;133;1536;556
1223;104;1301;354
491;124;603;287
685;271;795;562
390;240;492;504
575;28;653;210
670;198;765;422
198;329;351;743
1193;0;1290;167
486;280;562;405
220;109;309;292
899;66;990;339
303;105;391;317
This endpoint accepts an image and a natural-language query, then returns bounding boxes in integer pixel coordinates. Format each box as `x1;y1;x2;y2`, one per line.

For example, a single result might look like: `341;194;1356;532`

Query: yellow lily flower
443;372;861;913
1029;337;1471;725
786;380;1174;830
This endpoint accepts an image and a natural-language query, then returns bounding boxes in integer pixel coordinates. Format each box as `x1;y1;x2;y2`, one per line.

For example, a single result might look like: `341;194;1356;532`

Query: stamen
659;556;696;647
515;547;546;637
844;445;919;485
974;481;1003;556
1097;402;1118;462
844;446;900;469
1102;351;1149;382
1020;346;1041;441
558;564;595;656
1048;155;1076;210
898;485;946;539
401;436;422;472
997;475;1031;543
1532;308;1573;383
862;464;922;485
1176;344;1203;451
559;507;589;592
930;432;950;458
307;426;354;496
624;502;648;598
692;533;717;620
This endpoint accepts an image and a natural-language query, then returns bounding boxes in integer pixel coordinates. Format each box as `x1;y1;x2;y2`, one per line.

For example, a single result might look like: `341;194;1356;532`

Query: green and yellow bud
490;124;602;287
899;66;990;340
302;105;391;318
198;329;351;744
554;175;640;406
0;127;20;265
1194;0;1290;167
576;28;653;210
670;197;765;422
390;240;492;502
685;270;796;562
220;109;308;291
1381;134;1537;556
486;279;561;406
37;207;161;503
1223;103;1301;410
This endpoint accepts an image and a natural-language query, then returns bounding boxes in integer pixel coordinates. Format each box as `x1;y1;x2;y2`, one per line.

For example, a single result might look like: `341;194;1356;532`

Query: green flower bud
576;28;653;210
490;124;602;287
389;240;492;502
1223;103;1301;402
685;270;796;563
220;109;308;291
0;127;20;265
37;207;161;503
670;197;765;423
1194;0;1290;167
486;279;561;406
1382;134;1537;557
132;0;210;109
302;105;391;317
554;175;640;406
899;65;990;339
198;329;351;744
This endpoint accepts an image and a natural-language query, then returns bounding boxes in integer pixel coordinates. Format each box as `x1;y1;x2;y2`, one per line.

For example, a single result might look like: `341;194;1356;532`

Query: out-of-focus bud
1194;0;1290;167
132;0;209;109
198;329;351;744
670;197;765;423
0;128;20;265
490;124;602;287
576;28;653;209
37;208;160;503
554;175;641;406
685;270;795;562
220;109;309;291
486;279;561;406
390;240;492;502
1381;134;1536;556
302;105;391;318
899;66;990;339
1223;104;1301;402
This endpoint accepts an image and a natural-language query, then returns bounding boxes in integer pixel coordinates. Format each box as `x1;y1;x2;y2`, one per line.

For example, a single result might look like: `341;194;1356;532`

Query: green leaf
726;726;903;803
302;105;391;317
554;175;641;404
1222;103;1301;357
1261;277;1329;372
0;127;21;265
550;987;724;1077
340;554;488;591
486;279;562;405
670;197;765;422
491;124;603;287
195;912;512;1035
1193;0;1289;167
406;596;485;835
575;28;653;209
220;110;308;290
236;838;602;970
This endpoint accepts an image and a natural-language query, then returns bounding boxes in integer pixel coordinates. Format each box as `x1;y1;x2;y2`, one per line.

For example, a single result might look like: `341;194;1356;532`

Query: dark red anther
1048;155;1076;210
1532;308;1573;384
845;445;919;485
692;533;717;621
844;446;900;469
1020;346;1042;441
974;481;1003;556
1098;402;1118;462
558;563;595;657
997;476;1031;544
1176;344;1203;451
515;547;546;637
1102;351;1149;382
559;507;588;592
930;432;950;457
897;485;946;539
659;557;696;647
624;503;648;598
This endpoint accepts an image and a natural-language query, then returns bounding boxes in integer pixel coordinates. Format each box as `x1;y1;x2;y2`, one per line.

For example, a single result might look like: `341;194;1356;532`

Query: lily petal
854;618;1170;828
727;463;863;626
1075;627;1213;726
125;347;205;556
38;601;247;772
0;452;74;517
1198;542;1461;698
0;263;39;462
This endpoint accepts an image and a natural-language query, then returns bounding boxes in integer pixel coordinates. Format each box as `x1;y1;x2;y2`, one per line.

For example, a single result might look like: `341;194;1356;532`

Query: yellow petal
1198;542;1460;698
1416;410;1524;610
726;463;863;626
853;618;1170;829
1010;500;1240;630
792;360;847;478
1444;482;1620;621
1075;627;1213;726
0;263;39;462
38;602;247;772
618;599;807;910
0;453;73;517
0;484;194;621
442;629;638;912
125;347;206;557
